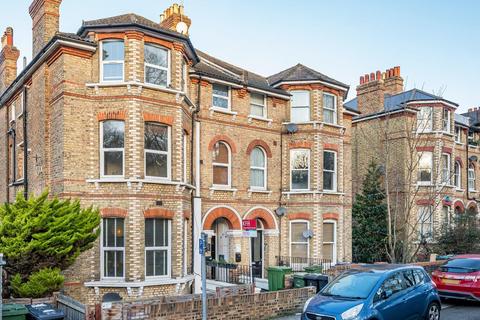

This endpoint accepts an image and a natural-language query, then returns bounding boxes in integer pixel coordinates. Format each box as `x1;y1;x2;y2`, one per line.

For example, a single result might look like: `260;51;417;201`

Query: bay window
145;122;170;179
212;84;230;110
290;91;310;123
144;44;169;86
417;152;432;184
212;141;231;186
250;92;266;118
323;93;337;124
468;164;476;191
250;147;266;190
100;120;125;178
101;40;124;82
102;218;125;278
323;151;337;192
454;161;461;189
416;107;432;132
440;153;450;184
290;221;309;259
145;218;171;277
290;149;310;190
417;206;433;241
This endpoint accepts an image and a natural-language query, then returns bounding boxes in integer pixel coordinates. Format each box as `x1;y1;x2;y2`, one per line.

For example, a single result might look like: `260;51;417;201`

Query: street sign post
200;233;207;320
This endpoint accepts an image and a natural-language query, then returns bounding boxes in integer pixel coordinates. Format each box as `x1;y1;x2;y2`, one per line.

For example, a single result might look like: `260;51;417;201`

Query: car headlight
303;296;314;313
341;303;364;320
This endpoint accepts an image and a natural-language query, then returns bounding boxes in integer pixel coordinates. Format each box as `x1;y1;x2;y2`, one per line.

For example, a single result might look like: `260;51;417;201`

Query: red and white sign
242;219;257;231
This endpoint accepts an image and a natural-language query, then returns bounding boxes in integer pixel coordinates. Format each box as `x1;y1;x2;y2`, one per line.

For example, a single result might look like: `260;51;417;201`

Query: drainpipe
5;113;9;202
6;127;16;198
22;85;28;199
278;129;284;260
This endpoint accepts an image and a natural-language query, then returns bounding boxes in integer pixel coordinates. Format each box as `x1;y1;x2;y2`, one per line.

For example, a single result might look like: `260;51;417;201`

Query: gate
57;293;86;320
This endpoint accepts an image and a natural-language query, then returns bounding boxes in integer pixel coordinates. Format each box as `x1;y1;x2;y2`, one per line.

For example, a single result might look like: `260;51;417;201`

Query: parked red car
431;254;480;301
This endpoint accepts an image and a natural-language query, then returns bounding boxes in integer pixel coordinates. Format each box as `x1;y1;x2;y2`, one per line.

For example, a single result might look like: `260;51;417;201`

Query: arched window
250;147;266;190
213;141;231;187
454;161;461;189
468;164;476;191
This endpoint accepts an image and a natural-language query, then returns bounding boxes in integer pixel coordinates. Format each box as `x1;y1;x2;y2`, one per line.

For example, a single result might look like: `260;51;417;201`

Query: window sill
282;190;345;198
209;107;237;116
248;189;271;194
8;180;24;187
86;81;183;95
455;142;464;145
455;188;465;192
282;121;346;130
416;183;433;187
248;115;272;124
84;275;194;288
469;189;478;193
86;178;195;190
210;186;237;192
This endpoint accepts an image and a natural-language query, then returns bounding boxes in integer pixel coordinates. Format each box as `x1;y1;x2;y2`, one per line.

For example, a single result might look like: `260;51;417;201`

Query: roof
81;13;184;37
191;50;290;97
455;113;470;127
267;63;349;90
55;32;96;45
345;88;459;113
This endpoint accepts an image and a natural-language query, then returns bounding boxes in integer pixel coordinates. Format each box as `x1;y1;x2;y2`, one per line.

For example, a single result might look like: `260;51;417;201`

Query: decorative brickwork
100;207;128;218
203;207;241;230
207;134;238;153
246;139;273;158
144;207;175;219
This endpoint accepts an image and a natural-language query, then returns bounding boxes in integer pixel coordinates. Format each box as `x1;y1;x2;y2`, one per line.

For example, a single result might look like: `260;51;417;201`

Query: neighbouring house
348;67;480;259
0;1;357;304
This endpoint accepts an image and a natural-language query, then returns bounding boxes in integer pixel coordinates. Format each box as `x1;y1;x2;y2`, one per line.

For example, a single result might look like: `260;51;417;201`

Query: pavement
274;300;480;320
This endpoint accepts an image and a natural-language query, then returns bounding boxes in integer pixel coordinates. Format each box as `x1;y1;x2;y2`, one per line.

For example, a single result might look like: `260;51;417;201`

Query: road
274;301;480;320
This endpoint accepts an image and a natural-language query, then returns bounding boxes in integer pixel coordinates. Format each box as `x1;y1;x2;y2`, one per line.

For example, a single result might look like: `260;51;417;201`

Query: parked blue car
302;264;441;320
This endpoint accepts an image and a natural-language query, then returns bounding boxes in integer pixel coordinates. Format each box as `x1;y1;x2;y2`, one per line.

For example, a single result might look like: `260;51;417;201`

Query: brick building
0;2;357;303
348;67;480;259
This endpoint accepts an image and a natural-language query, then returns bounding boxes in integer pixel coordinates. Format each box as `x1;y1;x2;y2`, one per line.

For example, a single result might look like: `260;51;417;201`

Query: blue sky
2;0;479;111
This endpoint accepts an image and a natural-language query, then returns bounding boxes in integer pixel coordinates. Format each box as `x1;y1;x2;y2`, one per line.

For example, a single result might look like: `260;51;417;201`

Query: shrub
11;268;64;298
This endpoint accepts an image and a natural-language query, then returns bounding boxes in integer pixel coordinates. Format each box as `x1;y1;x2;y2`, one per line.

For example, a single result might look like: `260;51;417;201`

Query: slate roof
267;63;349;89
191;50;289;96
81;13;186;38
55;32;96;45
344;88;458;113
455;113;470;127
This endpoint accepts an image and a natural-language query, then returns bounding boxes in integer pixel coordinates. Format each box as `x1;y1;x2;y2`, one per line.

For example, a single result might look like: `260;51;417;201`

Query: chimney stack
29;0;63;57
160;3;191;35
356;66;404;115
0;27;20;95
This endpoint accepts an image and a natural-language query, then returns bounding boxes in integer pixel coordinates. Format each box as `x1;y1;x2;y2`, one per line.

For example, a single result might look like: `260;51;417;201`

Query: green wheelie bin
267;266;292;291
3;304;29;320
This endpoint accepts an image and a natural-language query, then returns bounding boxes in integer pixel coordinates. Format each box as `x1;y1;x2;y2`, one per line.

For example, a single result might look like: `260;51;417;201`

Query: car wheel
426;302;441;320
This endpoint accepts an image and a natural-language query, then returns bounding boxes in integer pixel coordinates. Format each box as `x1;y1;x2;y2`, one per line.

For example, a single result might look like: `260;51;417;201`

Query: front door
215;218;230;262
251;229;263;278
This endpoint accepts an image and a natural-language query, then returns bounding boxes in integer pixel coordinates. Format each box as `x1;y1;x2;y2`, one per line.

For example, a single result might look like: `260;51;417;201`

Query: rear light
432;280;437;288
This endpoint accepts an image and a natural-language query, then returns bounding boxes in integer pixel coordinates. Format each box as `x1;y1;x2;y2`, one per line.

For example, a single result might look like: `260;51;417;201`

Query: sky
1;0;479;111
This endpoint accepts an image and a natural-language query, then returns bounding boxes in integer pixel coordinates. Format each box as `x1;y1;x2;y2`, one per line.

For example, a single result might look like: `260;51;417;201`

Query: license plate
442;279;460;285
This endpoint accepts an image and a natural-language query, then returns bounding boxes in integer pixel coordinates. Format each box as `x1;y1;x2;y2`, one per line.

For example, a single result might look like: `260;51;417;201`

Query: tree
352;161;388;263
0;191;100;296
434;207;480;255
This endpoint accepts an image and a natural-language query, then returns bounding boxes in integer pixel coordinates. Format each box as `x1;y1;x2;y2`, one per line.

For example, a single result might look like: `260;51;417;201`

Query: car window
403;270;416;288
413;269;425;284
374;272;406;302
440;258;480;273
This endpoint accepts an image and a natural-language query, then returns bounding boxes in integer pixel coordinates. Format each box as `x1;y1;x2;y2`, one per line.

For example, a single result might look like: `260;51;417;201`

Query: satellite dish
176;21;189;34
286;123;298;134
302;229;314;239
275;206;287;217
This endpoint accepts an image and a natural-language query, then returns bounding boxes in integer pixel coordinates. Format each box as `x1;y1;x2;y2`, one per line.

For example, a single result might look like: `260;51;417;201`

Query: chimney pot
365;74;370;82
376;70;382;81
360;76;364;85
394;66;400;77
370;72;375;81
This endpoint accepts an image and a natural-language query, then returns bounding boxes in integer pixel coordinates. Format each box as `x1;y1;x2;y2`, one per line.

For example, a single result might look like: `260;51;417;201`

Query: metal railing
206;261;254;284
276;256;333;272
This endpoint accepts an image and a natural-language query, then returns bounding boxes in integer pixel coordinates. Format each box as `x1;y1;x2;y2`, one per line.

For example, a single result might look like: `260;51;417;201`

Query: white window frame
440;153;450;185
100;121;125;179
323;150;337;192
290;90;310;123
249;92;267;118
290;149;310;191
468;131;476;145
322;220;337;264
455;127;462;143
417;206;433;241
442;108;451;133
100;40;125;83
417;152;433;185
323;93;337;125
183;132;188;183
144;123;171;181
101;218;125;279
145;219;171;279
289;220;310;259
212;141;232;187
212;84;231;110
468;164;476;191
454;161;462;189
416;107;432;132
144;43;171;87
10;104;15;123
441;206;450;227
250;147;267;190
